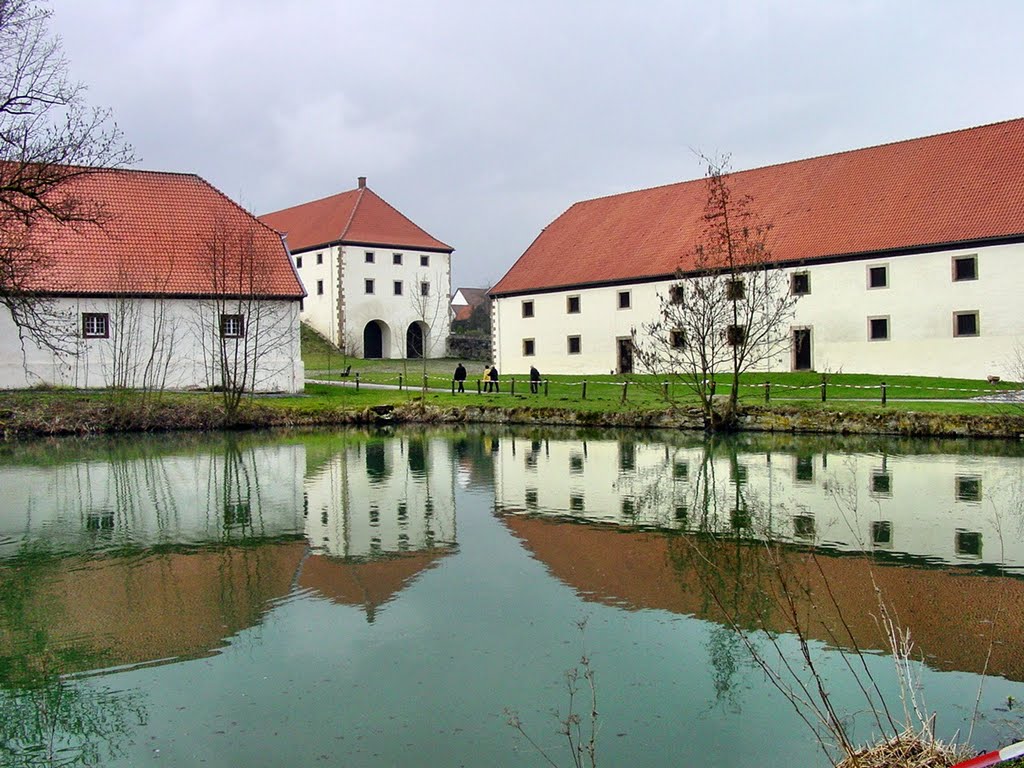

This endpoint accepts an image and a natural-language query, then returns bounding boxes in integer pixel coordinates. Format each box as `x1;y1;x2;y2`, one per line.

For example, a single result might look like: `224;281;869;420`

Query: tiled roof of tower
491;117;1024;296
21;167;303;298
259;184;453;253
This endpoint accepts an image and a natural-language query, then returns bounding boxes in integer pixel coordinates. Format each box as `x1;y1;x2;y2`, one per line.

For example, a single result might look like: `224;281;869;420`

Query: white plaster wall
293;244;341;346
342;245;452;359
493;436;1024;568
493;242;1024;379
303;435;457;558
0;297;303;392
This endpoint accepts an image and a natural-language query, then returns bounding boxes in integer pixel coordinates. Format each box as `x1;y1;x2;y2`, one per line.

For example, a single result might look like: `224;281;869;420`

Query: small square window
420;282;430;296
618;290;631;309
953;255;977;281
525;488;538;510
567;335;581;354
791;272;810;295
522;300;534;318
522;338;535;356
868;265;888;289
295;256;303;268
872;520;893;547
220;314;245;338
82;312;109;338
732;464;748;486
673;461;689;481
726;324;746;346
870;470;892;497
569;454;584;473
954;311;979;337
316;252;323;265
316;280;324;295
365;251;375;263
955;530;982;558
619;443;636;472
570;494;585;513
956;475;982;502
725;278;745;300
669;285;684;304
420;254;429;267
670;329;685;349
793;515;815;539
795;456;814;482
393;281;403;296
393;253;403;265
567;295;581;314
365;278;375;294
868;316;889;341
731;507;750;530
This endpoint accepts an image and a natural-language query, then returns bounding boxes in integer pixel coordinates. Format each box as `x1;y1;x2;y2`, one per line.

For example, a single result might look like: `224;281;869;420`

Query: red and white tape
953;739;1024;768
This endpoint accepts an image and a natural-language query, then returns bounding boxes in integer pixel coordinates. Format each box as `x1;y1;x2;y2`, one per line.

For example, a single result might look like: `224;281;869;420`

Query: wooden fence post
355;372;360;392
511;378;516;396
621;381;628;403
881;381;887;406
764;381;771;403
582;381;587;400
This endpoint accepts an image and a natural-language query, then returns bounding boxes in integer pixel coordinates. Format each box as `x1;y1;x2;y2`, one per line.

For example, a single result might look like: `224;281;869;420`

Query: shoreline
3;396;1024;439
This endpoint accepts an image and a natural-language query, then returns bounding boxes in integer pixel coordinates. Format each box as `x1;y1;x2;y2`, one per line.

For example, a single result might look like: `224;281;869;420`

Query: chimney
357;176;366;189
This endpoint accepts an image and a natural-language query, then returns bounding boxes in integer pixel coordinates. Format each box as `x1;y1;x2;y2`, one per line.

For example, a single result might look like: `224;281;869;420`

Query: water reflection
2;429;1024;765
494;432;1024;681
494;433;1024;571
0;431;459;764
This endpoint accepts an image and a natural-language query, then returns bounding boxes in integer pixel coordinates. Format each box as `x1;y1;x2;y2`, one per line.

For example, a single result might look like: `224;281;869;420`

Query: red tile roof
20;167;303;298
259;184;453;254
491;118;1024;296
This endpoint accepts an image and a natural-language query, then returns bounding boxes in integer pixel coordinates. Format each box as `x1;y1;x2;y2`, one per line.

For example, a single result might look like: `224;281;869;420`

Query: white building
261;178;454;360
492;434;1024;571
490;118;1024;380
0;168;305;391
303;433;457;559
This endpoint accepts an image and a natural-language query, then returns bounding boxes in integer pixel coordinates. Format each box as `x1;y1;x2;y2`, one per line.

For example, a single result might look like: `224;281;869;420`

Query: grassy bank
1;328;1022;437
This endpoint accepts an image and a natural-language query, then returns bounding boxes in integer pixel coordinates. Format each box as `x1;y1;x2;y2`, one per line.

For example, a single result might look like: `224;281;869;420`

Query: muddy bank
2;396;1023;439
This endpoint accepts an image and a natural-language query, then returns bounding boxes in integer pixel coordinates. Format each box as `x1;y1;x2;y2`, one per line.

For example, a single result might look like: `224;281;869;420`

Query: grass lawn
299;324;1023;416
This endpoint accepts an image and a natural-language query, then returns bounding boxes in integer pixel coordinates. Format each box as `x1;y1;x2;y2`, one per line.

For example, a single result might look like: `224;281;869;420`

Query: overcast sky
52;0;1024;291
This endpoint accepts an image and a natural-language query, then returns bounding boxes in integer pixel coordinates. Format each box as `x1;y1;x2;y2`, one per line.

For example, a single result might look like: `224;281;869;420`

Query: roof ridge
339;186;366;241
572;115;1024;207
352;187;453;251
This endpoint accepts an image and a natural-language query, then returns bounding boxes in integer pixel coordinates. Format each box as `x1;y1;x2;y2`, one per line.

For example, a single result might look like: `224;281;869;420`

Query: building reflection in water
493;433;1024;681
0;431;459;763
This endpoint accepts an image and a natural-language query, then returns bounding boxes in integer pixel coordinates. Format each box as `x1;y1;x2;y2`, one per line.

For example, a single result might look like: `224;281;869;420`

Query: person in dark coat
488;365;499;393
529;365;541;394
454;362;467;393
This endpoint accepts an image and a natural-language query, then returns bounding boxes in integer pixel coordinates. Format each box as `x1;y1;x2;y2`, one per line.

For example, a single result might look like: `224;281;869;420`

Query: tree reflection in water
0;656;147;768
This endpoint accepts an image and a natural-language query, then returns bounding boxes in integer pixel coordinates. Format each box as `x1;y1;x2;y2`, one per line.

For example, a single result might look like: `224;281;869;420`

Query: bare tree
408;269;450;392
634;157;799;430
0;0;134;351
193;219;297;422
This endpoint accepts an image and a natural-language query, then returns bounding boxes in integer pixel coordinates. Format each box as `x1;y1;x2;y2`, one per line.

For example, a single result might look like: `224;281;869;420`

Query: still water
2;428;1024;766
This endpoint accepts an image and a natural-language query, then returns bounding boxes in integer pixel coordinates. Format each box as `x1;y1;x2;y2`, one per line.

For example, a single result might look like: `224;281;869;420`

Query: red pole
952;740;1024;768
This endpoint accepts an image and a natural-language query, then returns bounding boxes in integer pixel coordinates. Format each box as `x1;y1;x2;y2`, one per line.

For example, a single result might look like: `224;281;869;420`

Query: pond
2;428;1024;767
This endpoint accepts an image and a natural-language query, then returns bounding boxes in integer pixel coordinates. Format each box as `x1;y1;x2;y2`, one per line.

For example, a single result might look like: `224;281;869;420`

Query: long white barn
490;119;1024;380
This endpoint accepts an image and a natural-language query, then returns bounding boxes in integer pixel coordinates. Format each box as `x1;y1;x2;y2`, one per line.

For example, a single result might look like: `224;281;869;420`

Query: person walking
529;365;541;395
454;362;467;393
488;364;499;393
482;364;492;392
